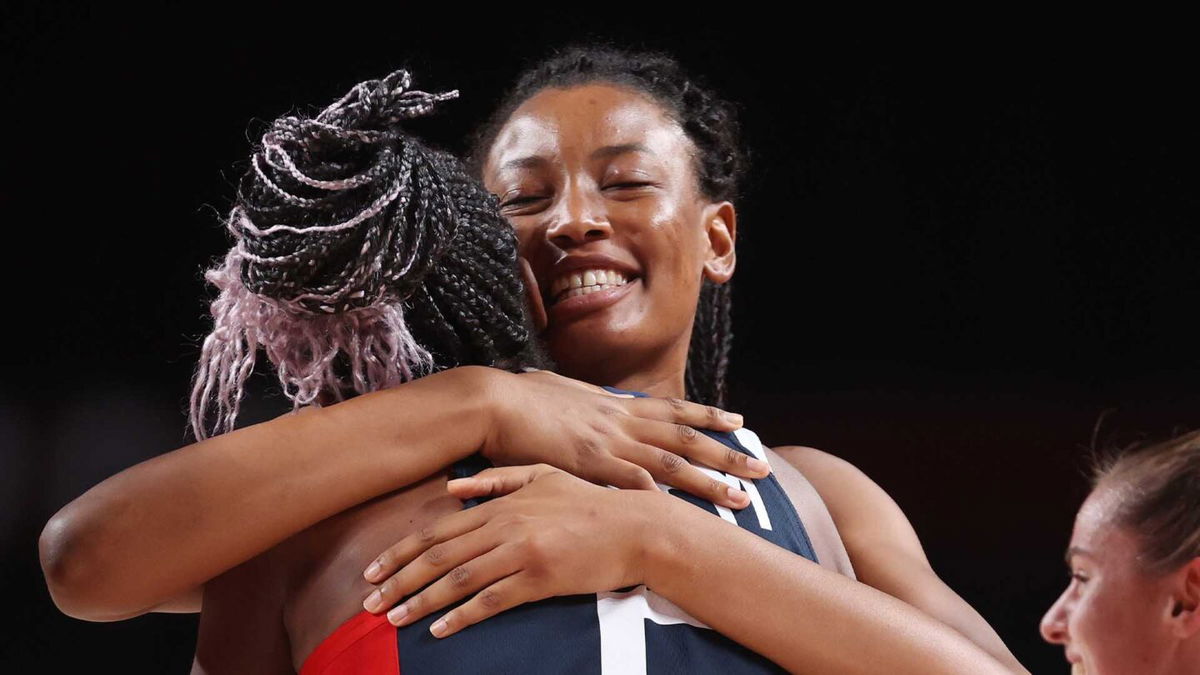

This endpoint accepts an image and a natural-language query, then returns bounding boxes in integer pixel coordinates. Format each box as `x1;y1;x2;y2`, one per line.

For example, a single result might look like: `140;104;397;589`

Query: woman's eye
605;181;651;189
501;195;546;208
1070;571;1089;583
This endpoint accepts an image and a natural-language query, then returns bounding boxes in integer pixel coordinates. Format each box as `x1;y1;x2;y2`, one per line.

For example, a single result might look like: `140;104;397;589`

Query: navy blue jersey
395;389;816;674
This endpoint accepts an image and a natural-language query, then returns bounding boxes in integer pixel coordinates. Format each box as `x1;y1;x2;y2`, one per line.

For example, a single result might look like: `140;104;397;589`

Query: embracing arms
38;367;755;621
362;460;1028;674
39;366;492;621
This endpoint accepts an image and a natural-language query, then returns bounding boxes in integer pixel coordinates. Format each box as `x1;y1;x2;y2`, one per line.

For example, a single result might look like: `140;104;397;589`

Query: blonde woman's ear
1169;557;1200;638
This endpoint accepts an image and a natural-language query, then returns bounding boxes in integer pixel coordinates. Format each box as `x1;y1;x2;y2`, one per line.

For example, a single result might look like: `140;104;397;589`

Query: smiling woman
356;45;1029;674
38;45;1031;675
479;83;736;402
1041;430;1200;675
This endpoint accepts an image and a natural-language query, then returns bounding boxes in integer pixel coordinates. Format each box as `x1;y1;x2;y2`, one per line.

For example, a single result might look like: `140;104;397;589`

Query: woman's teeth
550;269;630;302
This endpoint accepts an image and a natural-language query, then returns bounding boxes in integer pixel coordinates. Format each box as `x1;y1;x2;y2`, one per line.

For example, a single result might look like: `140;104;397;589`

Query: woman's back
195;422;851;673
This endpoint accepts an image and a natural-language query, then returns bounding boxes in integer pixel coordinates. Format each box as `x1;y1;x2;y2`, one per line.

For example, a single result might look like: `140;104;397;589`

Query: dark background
3;6;1197;672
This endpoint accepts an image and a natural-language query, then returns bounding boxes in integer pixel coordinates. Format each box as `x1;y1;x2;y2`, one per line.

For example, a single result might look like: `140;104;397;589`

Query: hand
479;368;768;509
361;464;670;637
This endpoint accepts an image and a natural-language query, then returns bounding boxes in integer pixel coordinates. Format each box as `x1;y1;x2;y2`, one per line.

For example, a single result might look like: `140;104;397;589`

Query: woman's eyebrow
501;143;653;171
500;155;550;171
590;143;652;161
1065;546;1094;565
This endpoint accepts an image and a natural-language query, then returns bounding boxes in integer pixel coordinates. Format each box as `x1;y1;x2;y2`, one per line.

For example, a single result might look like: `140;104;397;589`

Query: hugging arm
773;446;1024;671
366;462;1029;675
39;367;494;621
38;367;752;621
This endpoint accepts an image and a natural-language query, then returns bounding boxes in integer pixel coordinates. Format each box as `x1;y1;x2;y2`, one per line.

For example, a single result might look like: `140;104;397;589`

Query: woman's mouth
542;267;640;322
548;268;633;305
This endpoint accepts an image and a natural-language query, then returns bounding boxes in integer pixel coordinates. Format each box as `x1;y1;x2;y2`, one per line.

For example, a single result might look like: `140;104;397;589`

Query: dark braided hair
191;70;545;440
467;44;746;408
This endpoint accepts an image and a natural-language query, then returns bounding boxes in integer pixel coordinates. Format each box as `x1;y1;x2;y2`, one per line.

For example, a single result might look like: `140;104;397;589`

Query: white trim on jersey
597;586;710;675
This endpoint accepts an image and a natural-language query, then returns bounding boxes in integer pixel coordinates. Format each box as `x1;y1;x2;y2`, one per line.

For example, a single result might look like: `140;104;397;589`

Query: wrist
433;366;500;455
632;490;695;592
463;366;513;461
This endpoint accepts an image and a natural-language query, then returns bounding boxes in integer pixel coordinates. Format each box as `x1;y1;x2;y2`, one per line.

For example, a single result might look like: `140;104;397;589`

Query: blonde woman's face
1040;486;1180;674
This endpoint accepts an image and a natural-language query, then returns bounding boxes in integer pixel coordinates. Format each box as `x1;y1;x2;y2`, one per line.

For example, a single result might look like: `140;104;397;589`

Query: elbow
39;507;140;622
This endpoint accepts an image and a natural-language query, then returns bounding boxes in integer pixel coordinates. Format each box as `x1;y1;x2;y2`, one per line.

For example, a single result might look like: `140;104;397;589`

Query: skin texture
39;366;752;622
52;79;1029;673
359;83;1028;673
485;83;736;395
1040;484;1200;675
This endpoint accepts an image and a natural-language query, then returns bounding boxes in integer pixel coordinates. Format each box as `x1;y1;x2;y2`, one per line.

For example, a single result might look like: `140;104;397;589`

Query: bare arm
191;548;294;675
39;366;493;621
38;367;750;622
770;446;1024;671
645;490;1026;674
367;463;1028;674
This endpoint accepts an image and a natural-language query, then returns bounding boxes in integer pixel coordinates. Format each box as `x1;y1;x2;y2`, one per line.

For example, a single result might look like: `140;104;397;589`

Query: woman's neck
555;341;690;400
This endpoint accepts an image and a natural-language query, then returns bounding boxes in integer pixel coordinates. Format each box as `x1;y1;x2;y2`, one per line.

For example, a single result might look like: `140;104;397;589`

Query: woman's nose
545;188;612;248
1040;591;1070;645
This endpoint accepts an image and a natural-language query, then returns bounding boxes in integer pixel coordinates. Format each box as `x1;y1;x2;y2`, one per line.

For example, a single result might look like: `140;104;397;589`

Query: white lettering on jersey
596;586;708;675
598;428;777;674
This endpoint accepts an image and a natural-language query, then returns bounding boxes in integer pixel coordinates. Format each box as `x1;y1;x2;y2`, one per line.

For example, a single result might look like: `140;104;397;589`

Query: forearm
40;366;494;621
642;496;1025;675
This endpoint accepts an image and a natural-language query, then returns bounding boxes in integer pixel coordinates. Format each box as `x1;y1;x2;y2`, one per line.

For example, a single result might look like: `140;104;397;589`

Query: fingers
384;542;523;629
427;572;539;638
364;522;501;617
446;465;560;499
625;396;743;431
633;418;770;480
583;454;657;491
621;441;751;509
363;504;494;585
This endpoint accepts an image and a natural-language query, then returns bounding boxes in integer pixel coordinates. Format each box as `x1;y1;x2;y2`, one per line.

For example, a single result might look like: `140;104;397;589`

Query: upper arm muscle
774;446;1024;672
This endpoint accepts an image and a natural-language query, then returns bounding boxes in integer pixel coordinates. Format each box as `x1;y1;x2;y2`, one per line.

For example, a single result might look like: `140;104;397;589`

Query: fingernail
363;590;382;612
364;561;382;581
430;617;448;637
388;603;409;625
725;412;744;426
747;458;770;475
726;485;748;506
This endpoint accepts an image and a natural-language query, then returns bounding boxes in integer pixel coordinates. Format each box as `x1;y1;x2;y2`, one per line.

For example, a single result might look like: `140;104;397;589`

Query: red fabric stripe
300;610;400;675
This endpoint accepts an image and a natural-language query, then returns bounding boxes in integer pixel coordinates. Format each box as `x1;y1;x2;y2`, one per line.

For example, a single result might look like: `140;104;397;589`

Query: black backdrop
3;6;1197;672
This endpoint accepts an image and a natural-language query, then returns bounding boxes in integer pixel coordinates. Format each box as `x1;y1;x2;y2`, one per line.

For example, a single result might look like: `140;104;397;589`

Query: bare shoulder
771;445;929;567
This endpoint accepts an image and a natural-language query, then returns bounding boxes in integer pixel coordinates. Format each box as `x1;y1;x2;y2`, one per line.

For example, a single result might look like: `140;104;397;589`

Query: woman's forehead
485;84;690;177
1071;486;1142;565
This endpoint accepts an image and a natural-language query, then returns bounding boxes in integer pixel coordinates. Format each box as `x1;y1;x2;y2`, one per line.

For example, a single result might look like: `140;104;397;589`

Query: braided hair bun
191;71;538;440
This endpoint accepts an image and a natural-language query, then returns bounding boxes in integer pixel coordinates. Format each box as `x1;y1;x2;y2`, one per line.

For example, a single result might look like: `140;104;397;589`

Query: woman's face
482;83;735;391
1040;486;1180;674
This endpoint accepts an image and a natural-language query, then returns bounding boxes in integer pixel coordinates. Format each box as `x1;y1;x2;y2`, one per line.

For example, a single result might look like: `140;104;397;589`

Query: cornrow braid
191;70;545;440
468;44;747;408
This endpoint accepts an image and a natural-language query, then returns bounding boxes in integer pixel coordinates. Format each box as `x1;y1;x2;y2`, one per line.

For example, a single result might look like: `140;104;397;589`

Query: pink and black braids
190;70;544;440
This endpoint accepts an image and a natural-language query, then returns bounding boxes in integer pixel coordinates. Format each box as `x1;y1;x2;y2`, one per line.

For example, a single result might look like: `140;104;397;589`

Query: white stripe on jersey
597;586;709;675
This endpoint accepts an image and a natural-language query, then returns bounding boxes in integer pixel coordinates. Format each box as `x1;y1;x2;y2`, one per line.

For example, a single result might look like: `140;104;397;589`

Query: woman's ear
702;201;737;284
519;256;548;333
1168;557;1200;639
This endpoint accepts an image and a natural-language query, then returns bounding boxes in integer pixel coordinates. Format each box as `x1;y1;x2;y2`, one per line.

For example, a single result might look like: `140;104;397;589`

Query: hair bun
228;70;461;315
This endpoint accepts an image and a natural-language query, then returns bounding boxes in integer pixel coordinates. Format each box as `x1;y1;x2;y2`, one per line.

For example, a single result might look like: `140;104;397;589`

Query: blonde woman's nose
1040;590;1070;645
